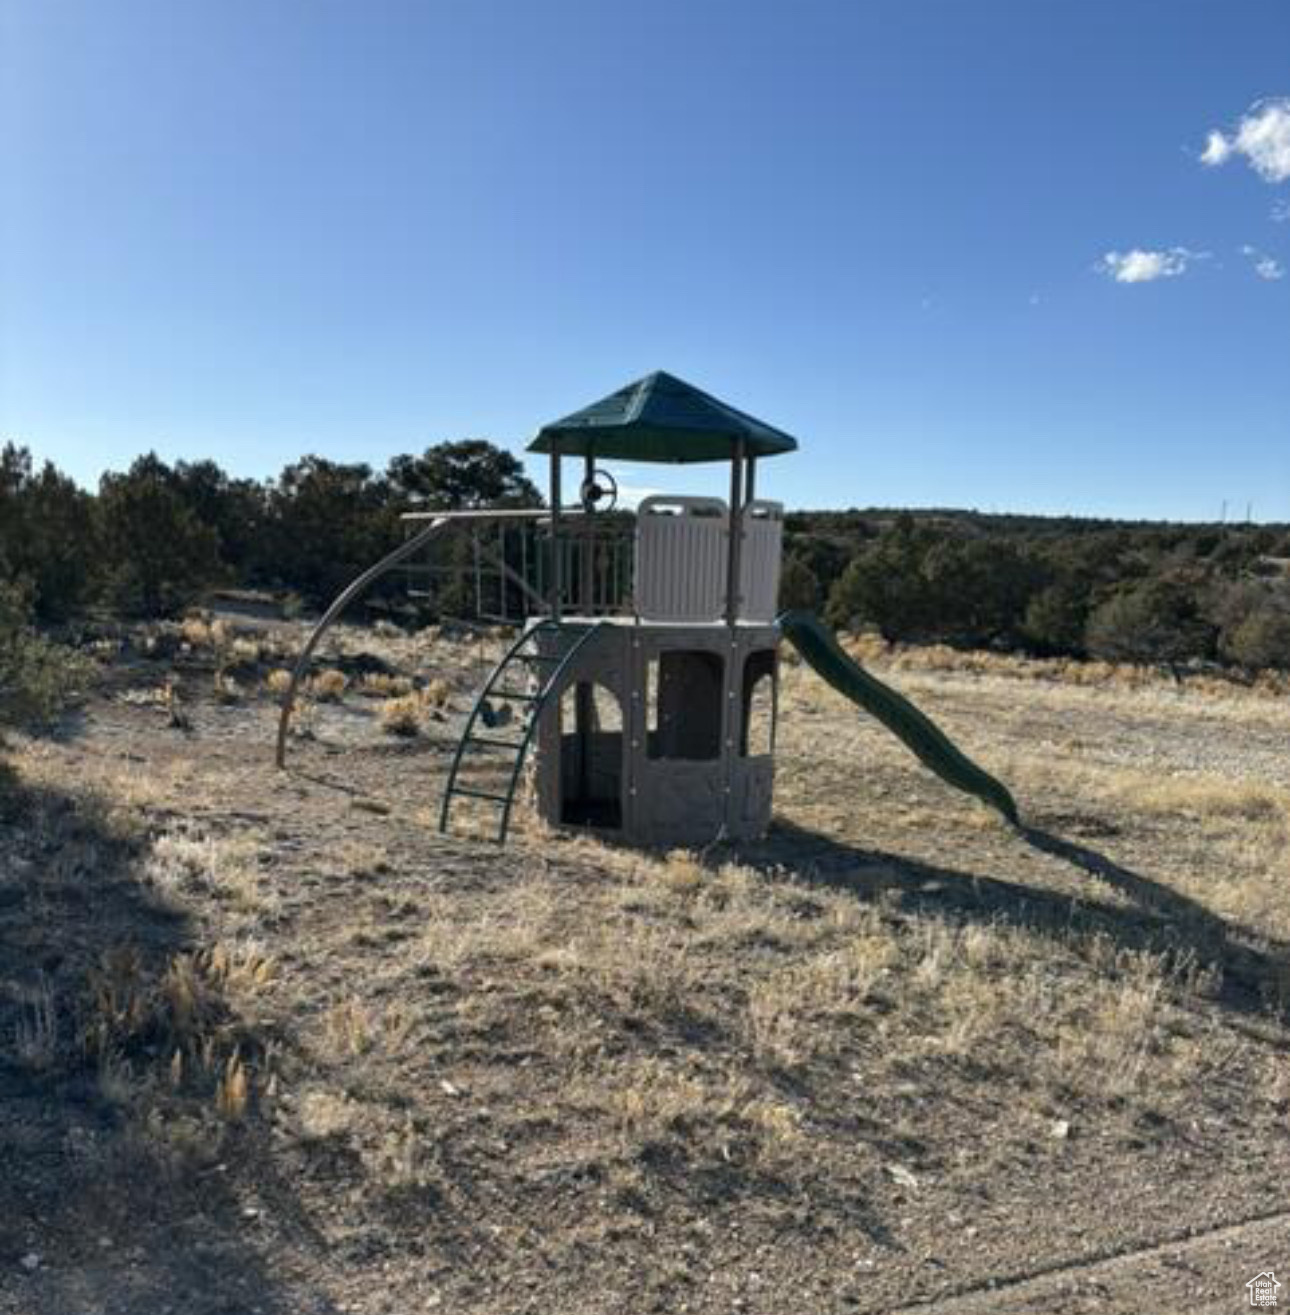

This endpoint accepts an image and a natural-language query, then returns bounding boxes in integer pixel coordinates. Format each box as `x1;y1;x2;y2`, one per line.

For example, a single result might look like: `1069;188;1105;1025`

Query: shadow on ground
729;818;1290;1029
0;768;331;1315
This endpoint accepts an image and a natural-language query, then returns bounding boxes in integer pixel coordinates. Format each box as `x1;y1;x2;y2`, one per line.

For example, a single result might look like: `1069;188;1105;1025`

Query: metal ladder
439;620;607;844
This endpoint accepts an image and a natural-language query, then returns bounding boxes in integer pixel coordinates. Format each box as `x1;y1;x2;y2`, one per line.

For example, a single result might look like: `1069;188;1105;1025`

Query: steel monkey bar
273;508;578;770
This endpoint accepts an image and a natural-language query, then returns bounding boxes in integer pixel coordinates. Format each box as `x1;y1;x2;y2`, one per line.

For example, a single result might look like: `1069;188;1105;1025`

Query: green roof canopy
528;371;799;464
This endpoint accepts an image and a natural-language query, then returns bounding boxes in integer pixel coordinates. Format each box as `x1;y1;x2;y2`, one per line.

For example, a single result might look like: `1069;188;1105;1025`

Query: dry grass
589;1057;804;1164
146;829;278;919
357;672;415;699
13;975;59;1070
229;635;266;663
1051;962;1167;1097
115;678;191;728
214;1051;250;1120
374;679;450;736
423;677;451;710
289;690;318;739
316;997;414;1060
989;748;1290;942
379;692;426;736
117;684;173;708
839;630;1290;701
10;615;1290;1313
297;1088;361;1140
162;680;190;729
308;668;348;702
293;1088;432;1188
72;935;280;1134
408;833;1218;1115
265;668;293;696
213;672;243;704
83;940;274;1056
746;921;896;1065
320;998;376;1057
180;616;229;650
1122;774;1288;822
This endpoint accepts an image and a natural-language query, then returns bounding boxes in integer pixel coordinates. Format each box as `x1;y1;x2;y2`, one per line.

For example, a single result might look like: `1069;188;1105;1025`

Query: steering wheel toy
579;467;618;513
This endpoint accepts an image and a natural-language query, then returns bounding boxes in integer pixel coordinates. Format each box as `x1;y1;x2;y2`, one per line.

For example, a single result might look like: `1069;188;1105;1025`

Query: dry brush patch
995;747;1290;945
264;667;293;697
356;671;415;699
8;620;1290;1312
838;630;1290;702
399;838;1240;1170
378;678;452;736
1;770;287;1191
146;827;281;921
308;668;349;702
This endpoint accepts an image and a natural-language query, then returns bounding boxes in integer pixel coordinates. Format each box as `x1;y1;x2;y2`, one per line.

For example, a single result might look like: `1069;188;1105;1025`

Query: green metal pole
549;444;562;622
724;440;745;627
582;453;595;615
722;441;746;835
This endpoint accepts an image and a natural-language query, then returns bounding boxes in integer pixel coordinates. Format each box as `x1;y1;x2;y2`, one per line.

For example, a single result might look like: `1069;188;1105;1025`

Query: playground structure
275;371;1017;844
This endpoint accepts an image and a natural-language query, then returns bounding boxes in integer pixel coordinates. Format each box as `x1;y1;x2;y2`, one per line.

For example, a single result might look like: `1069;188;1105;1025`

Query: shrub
0;582;87;737
96;455;224;617
309;669;348;702
0;444;99;622
385;439;541;510
1221;608;1290;670
1023;582;1090;655
826;523;1045;647
778;555;821;611
180;616;229;649
825;522;937;638
264;458;395;608
379;693;424;736
357;673;414;698
1085;581;1215;668
265;669;294;696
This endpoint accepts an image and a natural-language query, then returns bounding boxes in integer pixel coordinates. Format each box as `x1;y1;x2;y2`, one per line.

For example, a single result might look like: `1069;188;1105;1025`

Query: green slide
778;611;1020;825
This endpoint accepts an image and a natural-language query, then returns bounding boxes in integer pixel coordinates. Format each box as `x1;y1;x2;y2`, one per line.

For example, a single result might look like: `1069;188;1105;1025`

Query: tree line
3;439;1290;675
781;510;1290;671
0;440;539;624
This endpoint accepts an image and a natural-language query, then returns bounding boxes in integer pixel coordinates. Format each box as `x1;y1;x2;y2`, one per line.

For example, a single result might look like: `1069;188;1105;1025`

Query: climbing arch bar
273;508;570;770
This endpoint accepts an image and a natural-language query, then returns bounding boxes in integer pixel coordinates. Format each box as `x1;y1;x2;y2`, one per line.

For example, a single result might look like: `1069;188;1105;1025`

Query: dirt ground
2;615;1288;1314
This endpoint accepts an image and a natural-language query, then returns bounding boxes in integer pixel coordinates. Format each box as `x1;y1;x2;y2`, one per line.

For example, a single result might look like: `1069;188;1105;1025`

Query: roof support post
582;452;595;614
744;455;757;505
549;444;562;622
724;439;746;628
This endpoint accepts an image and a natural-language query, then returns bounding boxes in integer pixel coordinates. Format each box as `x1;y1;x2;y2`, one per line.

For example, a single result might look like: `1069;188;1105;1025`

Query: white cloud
1273;198;1290;223
1241;244;1285;280
1097;247;1205;283
1200;130;1233;166
1201;98;1290;183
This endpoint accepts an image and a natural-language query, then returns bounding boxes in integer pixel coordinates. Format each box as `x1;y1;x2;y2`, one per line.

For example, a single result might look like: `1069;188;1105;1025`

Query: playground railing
399;497;783;626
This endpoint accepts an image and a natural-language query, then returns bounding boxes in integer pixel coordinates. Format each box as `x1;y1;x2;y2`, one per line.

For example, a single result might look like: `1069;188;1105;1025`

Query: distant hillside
787;507;1290;538
782;509;1290;671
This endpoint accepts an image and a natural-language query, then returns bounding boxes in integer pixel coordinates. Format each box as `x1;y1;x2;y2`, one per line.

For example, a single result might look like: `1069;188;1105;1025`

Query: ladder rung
467;735;526;751
489;689;540;701
449;786;510;804
516;652;562;664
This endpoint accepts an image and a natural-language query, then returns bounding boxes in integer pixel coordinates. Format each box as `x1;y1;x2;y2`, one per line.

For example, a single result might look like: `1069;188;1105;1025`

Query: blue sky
2;1;1287;520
